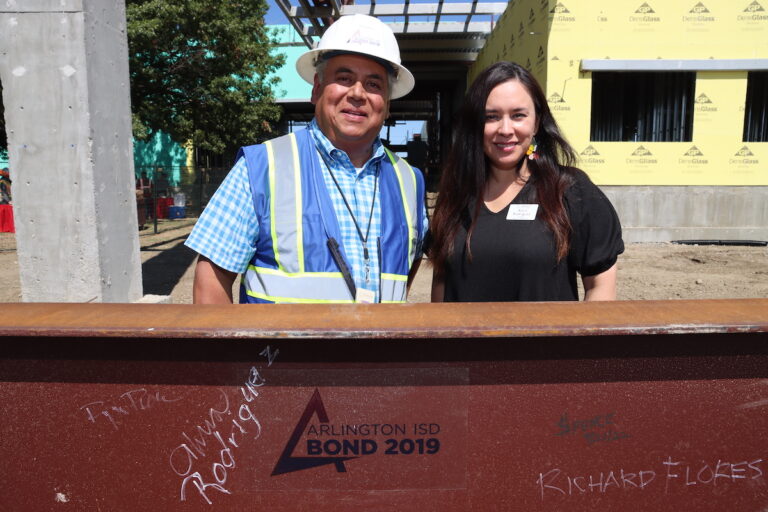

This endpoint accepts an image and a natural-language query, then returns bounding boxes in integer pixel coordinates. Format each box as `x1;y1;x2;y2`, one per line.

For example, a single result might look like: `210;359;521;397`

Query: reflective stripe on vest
381;273;408;304
385;148;419;268
243;266;353;304
267;134;304;274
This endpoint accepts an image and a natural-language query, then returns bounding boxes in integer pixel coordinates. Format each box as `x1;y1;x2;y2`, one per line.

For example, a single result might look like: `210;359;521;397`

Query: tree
127;0;285;158
0;3;285;161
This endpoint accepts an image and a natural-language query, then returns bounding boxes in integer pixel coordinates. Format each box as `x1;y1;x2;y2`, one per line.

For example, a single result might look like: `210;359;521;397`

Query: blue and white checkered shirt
185;119;427;302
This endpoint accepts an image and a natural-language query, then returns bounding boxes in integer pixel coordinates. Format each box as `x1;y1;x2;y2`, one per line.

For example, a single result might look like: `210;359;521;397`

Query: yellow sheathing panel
472;0;767;185
548;1;767;59
686;72;764;186
568;142;765;185
469;0;550;86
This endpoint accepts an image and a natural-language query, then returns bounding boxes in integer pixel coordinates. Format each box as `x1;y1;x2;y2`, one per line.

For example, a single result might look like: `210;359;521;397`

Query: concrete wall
603;186;768;242
0;0;142;302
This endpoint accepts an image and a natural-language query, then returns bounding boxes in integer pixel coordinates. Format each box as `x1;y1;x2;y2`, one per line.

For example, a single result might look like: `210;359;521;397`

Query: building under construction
273;0;768;241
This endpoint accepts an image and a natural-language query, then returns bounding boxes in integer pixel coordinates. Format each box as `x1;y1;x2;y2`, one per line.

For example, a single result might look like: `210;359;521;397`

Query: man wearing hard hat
185;15;427;304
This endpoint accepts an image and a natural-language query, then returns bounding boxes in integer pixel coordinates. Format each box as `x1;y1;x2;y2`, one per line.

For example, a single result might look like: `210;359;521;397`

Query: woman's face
482;79;538;173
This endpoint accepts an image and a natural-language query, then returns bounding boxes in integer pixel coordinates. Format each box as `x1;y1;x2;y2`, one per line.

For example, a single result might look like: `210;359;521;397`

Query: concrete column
0;0;142;302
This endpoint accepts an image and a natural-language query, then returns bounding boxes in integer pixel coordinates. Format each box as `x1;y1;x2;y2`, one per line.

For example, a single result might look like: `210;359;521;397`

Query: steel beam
291;2;508;17
305;20;492;35
2;299;766;510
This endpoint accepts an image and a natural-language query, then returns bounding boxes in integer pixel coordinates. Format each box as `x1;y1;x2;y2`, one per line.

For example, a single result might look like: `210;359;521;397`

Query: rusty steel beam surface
1;299;767;511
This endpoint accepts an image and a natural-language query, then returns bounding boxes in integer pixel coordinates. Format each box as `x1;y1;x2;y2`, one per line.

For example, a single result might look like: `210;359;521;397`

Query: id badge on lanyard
355;288;376;304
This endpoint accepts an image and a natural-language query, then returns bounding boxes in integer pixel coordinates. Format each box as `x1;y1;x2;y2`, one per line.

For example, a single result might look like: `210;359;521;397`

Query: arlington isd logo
272;389;355;476
272;389;443;477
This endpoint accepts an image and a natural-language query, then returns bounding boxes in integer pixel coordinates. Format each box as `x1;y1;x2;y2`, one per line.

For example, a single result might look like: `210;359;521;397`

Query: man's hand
192;256;238;304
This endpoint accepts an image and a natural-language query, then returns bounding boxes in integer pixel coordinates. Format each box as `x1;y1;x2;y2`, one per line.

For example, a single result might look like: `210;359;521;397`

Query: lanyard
324;160;379;285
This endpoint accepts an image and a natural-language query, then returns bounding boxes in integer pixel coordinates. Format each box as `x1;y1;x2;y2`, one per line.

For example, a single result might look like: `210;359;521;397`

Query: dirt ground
1;220;767;303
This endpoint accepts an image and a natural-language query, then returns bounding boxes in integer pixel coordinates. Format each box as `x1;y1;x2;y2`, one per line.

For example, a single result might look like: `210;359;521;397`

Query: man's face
311;54;390;160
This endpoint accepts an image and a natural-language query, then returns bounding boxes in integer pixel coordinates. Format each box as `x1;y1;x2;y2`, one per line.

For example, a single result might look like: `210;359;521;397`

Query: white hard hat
296;14;415;100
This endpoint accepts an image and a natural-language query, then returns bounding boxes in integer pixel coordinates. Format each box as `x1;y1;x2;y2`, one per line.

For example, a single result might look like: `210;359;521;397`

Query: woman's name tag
506;204;539;220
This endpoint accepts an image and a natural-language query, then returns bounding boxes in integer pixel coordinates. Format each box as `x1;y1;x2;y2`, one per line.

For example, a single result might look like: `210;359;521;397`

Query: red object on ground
0;204;14;233
155;197;173;219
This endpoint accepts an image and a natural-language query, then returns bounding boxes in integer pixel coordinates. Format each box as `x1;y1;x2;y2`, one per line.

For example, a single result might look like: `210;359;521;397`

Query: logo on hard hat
347;28;382;48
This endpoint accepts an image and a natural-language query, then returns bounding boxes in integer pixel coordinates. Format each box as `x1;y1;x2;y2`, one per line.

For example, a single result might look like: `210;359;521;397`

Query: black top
442;168;624;302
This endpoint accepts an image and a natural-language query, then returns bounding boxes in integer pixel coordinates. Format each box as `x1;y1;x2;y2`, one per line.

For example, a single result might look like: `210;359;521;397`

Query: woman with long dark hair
429;62;623;302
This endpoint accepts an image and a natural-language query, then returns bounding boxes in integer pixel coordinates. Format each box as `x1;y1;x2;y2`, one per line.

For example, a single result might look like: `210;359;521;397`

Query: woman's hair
428;61;578;280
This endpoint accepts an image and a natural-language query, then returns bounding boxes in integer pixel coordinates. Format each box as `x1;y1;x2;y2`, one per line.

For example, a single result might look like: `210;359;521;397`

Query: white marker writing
80;388;180;430
172;365;269;505
537;467;655;500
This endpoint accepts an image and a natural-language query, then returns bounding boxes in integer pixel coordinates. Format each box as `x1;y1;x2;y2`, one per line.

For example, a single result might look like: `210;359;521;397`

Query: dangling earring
526;136;539;160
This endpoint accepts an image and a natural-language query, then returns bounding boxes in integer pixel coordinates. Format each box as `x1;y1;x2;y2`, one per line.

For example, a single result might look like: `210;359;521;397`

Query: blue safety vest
237;129;424;304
